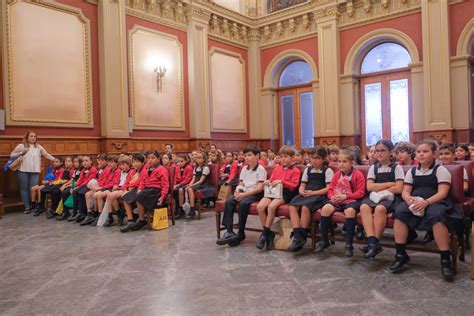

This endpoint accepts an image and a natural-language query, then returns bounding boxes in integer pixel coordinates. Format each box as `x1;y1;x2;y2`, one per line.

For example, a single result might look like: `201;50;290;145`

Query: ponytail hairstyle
417;139;438;153
178;153;190;166
147;150;162;166
339;148;356;162
348;145;363;165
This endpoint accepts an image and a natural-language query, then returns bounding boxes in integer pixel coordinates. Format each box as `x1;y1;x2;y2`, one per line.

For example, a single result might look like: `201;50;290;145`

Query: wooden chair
195;164;220;220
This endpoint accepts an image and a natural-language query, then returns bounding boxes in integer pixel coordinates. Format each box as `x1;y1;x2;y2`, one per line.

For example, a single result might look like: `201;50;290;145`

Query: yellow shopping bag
55;200;64;215
152;207;169;230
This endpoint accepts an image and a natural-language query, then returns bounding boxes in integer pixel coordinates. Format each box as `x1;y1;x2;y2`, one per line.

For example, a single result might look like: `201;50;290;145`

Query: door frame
360;69;412;154
277;85;312;148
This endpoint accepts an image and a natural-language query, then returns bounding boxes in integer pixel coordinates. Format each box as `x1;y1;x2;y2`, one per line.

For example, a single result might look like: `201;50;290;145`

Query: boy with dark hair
216;145;267;247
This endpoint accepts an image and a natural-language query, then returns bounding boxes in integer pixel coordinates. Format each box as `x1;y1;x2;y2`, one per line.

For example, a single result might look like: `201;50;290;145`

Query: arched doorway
277;60;314;148
360;42;412;149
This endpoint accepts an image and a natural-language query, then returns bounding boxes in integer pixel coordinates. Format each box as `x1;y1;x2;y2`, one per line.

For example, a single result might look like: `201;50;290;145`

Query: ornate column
314;6;341;144
186;6;212;140
98;0;130;138
421;0;452;140
247;28;262;139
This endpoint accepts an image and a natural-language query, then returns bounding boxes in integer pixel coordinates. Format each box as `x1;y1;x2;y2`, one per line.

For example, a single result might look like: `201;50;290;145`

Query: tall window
360;43;412;148
278;61;314;148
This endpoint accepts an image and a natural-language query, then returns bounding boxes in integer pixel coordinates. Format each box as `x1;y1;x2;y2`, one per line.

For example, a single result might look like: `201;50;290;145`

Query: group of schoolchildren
25;140;473;281
216;141;473;282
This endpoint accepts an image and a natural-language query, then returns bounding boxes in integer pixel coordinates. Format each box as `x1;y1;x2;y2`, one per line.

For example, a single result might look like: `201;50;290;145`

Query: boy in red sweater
68;156;98;222
256;146;301;250
314;149;366;257
173;154;194;219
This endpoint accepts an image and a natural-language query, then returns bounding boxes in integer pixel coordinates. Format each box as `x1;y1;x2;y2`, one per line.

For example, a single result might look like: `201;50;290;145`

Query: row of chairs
213;162;474;276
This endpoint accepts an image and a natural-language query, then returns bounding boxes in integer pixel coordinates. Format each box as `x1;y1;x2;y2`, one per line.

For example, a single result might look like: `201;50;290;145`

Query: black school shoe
80;214;96;226
266;231;276;250
389;254;411;273
67;211;79;222
175;208;185;220
117;210;125;226
130;220;147;231
57;209;70;221
120;221;135;233
364;244;383;259
345;244;354;257
103;214;114;227
46;210;56;219
33;208;45;217
256;233;267;249
228;233;246;247
216;231;236;245
314;241;330;253
288;237;306;252
440;259;455;282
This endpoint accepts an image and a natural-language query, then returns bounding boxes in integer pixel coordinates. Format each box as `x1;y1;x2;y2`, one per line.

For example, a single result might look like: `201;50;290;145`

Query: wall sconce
154;66;167;93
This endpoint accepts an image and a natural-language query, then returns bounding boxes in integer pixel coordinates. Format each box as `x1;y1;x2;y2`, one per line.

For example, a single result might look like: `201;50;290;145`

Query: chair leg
449;231;458;271
329;220;335;245
471;222;474;280
197;199;201;220
311;220;318;249
146;209;152;230
169;202;175;226
216;212;221;239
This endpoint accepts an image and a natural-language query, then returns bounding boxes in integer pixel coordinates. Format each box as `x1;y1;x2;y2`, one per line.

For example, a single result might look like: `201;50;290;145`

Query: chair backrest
402;164;465;204
264;165;277;179
444;165;464;204
207;164;221;187
164;166;176;196
354;165;370;180
453;160;474;197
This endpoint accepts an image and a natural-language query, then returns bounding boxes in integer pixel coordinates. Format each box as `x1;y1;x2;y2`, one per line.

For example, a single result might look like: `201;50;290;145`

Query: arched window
279;61;313;87
360;43;412;147
278;60;314;148
361;43;411;75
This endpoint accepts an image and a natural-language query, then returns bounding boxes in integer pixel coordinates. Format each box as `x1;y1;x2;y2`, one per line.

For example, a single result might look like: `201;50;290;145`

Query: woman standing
10;131;55;213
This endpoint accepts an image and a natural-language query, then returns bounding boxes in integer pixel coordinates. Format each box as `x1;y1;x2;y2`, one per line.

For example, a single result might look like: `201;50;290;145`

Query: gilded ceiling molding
124;0;187;31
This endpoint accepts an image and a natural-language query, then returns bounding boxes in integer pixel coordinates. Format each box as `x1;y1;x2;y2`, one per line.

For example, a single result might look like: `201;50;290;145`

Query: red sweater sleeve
178;165;193;185
160;167;170;200
347;170;366;200
174;165;182;184
76;167;98;187
103;168;121;189
122;169;135;191
97;167;111;187
54;167;65;181
229;161;239;181
327;171;340;200
282;167;301;191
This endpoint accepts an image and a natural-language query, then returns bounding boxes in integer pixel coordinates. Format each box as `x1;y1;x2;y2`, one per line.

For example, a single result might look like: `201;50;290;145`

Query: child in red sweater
219;151;239;187
120;154;147;232
81;155;122;226
69;156;98;222
256;146;301;250
174;154;194;219
314;149;366;257
127;151;169;232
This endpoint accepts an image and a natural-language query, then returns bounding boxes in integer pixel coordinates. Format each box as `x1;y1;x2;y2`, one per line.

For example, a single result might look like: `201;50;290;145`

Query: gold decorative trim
128;25;185;131
3;0;93;128
85;0;98;5
209;47;247;133
125;7;187;31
